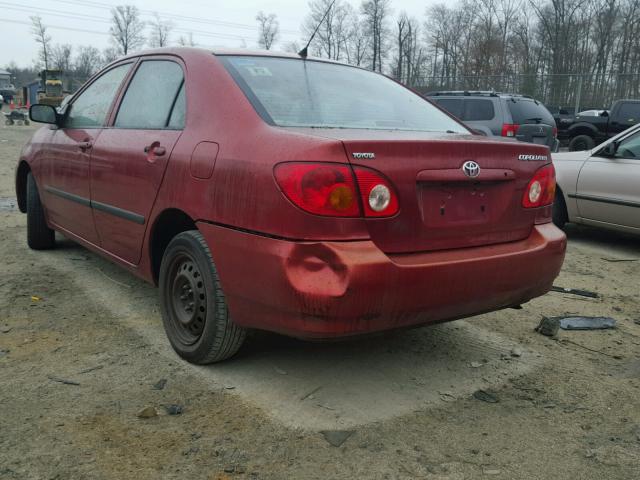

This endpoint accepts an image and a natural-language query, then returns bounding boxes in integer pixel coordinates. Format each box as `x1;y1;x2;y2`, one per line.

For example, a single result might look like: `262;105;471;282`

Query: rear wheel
26;173;55;250
159;230;246;364
552;190;568;229
568;134;595;151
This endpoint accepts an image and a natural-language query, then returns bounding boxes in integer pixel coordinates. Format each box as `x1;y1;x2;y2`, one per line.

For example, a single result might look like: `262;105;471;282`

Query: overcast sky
1;0;437;68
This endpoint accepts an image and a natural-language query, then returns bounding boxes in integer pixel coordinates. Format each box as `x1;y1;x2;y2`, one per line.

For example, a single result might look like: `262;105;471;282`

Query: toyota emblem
462;160;480;178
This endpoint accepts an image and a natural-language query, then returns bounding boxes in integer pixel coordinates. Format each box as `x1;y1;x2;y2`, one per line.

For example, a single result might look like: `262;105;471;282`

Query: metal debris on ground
473;390;499;403
47;375;80;386
601;257;638;263
558;316;616;330
535;317;560;337
0;326;11;334
550;286;599;298
320;430;354;447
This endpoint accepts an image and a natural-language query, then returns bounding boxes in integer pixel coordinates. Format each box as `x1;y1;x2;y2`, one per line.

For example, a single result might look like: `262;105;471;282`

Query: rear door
40;63;132;244
89;58;186;264
575;129;640;230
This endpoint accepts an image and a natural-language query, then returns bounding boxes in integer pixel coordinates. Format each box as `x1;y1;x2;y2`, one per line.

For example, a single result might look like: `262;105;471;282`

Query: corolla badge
462;160;481;178
518;154;548;161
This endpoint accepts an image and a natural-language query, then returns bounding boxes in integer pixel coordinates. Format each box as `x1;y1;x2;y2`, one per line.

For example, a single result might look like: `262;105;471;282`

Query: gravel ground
1;123;639;480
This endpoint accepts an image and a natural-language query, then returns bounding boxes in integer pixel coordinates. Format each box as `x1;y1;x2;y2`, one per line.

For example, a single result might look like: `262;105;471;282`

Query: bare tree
256;11;280;50
177;33;196;47
74;46;102;80
51;44;73;71
102;47;120;65
30;16;51;70
302;0;355;61
110;5;145;55
148;13;173;48
361;0;391;71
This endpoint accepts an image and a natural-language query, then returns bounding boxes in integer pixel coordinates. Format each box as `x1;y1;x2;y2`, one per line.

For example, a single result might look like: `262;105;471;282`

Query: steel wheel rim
167;253;207;345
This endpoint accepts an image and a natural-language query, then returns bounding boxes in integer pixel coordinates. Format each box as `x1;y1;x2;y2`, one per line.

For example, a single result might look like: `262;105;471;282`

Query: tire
159;230;246;364
568;134;595;151
552;190;568;229
24;119;30;126
26;173;55;250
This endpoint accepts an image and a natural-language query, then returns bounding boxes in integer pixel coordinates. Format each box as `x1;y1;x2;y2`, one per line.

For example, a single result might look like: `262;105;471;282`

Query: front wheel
159;230;246;364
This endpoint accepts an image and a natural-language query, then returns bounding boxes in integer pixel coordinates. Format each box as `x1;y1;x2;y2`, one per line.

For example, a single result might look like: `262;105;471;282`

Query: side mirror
600;142;617;157
29;104;58;125
600;110;609;117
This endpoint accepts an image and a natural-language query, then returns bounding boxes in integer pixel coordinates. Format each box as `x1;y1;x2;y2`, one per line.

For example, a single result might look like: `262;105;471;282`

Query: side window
464;99;495;121
615;132;640;159
617;103;640;122
435;99;463;119
168;83;186;129
115;60;184;129
65;64;131;128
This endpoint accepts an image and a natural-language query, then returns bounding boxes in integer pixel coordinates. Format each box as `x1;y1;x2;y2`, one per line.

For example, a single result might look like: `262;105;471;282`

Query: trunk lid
290;129;551;253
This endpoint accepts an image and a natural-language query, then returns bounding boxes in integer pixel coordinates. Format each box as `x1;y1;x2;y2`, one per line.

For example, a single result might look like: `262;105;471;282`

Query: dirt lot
1;122;639;480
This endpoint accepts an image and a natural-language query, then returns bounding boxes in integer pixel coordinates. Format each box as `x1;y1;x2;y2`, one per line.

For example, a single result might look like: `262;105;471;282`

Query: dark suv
427;91;559;152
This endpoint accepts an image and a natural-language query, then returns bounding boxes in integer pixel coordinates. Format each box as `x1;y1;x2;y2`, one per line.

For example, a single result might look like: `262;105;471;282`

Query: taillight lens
352;166;399;217
501;123;519;137
274;162;399;218
522;164;556;208
274;162;360;216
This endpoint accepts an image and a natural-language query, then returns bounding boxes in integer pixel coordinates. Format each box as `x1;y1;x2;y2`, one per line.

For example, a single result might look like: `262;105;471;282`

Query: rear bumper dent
198;222;566;338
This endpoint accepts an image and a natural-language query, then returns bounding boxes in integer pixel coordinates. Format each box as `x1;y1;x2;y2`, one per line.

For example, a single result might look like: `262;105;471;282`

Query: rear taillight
274;162;360;216
274;162;399;217
522;164;556;208
501;123;519;137
352;166;399;217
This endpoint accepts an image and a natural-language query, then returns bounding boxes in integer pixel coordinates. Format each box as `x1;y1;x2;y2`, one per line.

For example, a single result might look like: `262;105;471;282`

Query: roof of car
116;46;345;66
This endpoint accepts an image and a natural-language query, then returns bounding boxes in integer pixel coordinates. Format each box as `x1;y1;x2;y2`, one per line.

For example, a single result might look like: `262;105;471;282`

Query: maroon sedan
17;48;566;363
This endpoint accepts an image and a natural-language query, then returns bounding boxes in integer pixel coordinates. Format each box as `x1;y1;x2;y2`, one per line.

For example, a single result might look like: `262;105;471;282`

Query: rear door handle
78;141;92;151
144;144;166;156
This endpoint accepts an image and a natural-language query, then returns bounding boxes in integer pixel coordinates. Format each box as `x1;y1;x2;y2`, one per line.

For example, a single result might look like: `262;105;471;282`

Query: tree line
8;0;640;107
298;0;640;107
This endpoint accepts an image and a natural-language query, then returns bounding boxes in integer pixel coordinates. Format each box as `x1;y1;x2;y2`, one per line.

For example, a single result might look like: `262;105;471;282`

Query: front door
90;59;186;264
41;63;133;244
576;130;640;230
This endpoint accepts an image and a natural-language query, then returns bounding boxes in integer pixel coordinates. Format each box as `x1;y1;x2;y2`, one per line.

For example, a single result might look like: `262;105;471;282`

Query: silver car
553;124;640;234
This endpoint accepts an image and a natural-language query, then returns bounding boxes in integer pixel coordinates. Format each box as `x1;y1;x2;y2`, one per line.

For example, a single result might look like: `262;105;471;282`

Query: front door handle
78;141;92;151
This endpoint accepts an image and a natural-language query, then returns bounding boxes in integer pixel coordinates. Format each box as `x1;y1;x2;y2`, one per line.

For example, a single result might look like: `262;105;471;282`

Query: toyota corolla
17;48;566;363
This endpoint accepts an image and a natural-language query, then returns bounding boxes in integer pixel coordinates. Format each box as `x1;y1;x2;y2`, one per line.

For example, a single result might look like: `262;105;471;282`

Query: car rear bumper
198;222;566;339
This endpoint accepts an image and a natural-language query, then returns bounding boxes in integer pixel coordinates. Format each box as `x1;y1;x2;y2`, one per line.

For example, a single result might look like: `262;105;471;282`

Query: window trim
61;60;136;130
109;56;187;131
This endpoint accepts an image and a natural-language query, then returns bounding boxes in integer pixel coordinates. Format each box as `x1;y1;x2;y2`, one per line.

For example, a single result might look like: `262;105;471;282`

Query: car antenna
298;0;337;59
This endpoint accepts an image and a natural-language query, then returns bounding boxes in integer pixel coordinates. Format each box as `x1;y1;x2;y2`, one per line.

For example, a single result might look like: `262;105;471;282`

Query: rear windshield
507;99;555;125
221;56;468;133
